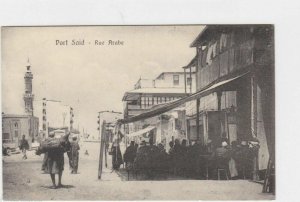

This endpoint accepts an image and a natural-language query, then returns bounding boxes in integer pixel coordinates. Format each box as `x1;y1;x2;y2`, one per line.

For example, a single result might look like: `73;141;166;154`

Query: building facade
123;72;195;120
123;72;195;145
2;60;39;148
2;114;39;148
187;25;274;177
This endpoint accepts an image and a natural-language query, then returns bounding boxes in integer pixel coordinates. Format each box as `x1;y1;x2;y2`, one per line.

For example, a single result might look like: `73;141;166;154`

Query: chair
215;157;230;180
217;168;229;180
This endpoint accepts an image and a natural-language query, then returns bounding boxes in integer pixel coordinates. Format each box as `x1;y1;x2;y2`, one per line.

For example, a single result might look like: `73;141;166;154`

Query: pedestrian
67;136;73;171
19;135;29;160
123;141;137;169
134;140;148;170
173;139;183;175
156;143;170;174
47;131;65;189
181;139;189;176
211;141;231;179
70;136;80;174
111;141;123;170
41;152;49;173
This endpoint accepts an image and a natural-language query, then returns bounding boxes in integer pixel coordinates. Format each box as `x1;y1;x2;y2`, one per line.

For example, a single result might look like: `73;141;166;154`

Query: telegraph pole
70;107;74;132
42;98;61;139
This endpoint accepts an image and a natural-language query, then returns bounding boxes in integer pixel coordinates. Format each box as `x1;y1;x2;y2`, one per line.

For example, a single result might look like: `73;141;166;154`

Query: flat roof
123;87;187;101
2;114;38;119
155;72;185;80
127;87;186;94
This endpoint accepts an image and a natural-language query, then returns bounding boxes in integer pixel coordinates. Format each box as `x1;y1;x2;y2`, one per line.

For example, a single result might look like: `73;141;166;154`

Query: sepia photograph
1;25;275;200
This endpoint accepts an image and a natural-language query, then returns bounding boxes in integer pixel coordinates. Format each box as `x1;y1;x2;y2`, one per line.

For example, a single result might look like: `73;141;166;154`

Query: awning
119;71;249;124
127;126;156;137
183;55;197;69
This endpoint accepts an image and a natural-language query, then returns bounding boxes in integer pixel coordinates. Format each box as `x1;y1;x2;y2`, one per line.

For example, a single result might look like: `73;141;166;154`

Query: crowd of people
121;137;259;180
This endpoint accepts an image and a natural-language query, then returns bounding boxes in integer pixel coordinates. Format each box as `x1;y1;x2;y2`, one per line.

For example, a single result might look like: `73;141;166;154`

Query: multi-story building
123;72;195;120
122;72;195;145
118;25;274;182
186;25;274;179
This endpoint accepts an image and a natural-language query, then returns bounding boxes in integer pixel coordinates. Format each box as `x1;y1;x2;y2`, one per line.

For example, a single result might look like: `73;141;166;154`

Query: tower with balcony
23;59;34;116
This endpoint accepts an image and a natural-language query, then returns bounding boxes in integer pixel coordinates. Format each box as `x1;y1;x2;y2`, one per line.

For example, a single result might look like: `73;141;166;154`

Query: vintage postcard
1;25;275;200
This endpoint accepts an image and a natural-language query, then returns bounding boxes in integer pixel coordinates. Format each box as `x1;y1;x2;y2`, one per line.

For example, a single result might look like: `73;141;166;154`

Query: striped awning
127;126;156;138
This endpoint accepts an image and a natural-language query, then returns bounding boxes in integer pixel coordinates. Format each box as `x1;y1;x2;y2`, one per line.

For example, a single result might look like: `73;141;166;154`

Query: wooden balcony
197;40;254;90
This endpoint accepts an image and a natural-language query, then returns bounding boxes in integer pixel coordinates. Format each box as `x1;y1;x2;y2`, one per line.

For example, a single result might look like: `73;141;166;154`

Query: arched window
14;122;18;128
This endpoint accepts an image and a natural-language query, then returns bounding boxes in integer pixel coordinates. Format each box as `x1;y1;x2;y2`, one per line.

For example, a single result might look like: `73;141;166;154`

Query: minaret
23;59;34;116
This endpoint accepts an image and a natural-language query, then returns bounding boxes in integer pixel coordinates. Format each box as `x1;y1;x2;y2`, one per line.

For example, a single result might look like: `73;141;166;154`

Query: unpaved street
3;142;275;200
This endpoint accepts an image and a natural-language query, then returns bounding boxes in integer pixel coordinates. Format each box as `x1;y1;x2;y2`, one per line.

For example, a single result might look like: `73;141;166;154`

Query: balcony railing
197;39;254;90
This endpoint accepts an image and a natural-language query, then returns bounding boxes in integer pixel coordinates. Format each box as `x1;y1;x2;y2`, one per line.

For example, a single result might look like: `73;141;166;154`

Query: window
173;75;179;86
159;97;162;103
141;97;146;108
148;96;153;106
187;77;192;85
153;97;157;105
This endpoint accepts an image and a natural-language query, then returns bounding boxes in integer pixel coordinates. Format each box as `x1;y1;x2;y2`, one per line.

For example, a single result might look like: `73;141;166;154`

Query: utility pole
70;107;74;133
42;98;61;139
62;112;67;127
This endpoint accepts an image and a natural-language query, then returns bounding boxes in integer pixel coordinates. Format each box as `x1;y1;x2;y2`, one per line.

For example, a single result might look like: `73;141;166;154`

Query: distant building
2;60;39;148
2;114;39;147
122;72;195;145
123;72;195;120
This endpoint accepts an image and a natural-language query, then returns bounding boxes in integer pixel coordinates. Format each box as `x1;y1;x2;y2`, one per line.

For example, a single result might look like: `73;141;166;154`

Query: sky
1;25;204;137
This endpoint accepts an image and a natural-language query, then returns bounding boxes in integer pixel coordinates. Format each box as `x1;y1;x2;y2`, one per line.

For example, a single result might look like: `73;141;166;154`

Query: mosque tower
23;59;34;116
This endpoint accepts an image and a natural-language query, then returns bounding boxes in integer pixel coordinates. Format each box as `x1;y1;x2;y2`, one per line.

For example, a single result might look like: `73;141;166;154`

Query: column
251;73;259;181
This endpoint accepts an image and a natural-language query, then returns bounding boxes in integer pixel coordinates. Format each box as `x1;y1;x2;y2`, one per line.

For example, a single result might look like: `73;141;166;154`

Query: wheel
6;148;11;155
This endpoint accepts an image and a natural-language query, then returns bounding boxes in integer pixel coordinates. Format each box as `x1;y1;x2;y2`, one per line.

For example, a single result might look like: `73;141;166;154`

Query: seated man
156;143;170;172
211;141;231;179
134;141;149;170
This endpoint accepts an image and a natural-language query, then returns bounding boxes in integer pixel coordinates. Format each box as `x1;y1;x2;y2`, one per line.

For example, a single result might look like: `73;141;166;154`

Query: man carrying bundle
36;131;70;189
47;131;66;189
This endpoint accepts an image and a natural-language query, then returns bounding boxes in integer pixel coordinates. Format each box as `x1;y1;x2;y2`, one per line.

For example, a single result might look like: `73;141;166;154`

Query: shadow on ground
40;185;75;189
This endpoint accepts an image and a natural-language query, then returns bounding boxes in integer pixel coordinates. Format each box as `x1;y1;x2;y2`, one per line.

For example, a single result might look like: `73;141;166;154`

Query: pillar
251;73;259;181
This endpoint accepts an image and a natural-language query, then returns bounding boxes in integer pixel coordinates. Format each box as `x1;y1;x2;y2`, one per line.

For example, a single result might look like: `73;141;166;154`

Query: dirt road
2;142;275;200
